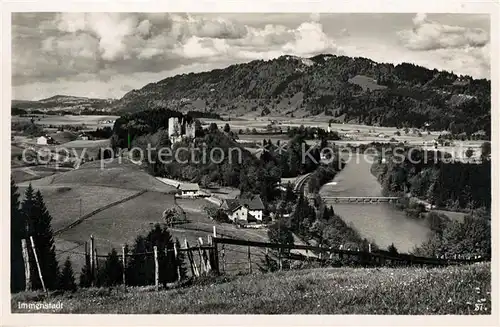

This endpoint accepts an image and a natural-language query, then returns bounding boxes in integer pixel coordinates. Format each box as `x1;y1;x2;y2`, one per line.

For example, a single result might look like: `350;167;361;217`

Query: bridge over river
321;196;401;203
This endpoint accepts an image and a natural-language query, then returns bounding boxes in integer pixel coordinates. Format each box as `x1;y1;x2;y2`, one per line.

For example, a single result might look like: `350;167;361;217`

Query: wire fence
22;226;489;293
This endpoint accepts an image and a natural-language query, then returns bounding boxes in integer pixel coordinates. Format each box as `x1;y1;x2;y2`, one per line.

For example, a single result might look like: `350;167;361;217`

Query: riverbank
370;160;468;223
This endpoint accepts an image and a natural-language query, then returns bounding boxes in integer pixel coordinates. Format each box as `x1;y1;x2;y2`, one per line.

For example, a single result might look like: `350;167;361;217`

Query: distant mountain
110;54;490;136
12;95;116;112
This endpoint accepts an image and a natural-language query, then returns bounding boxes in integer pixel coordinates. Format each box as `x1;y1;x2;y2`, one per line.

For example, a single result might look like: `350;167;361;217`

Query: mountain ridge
12;54;491;135
110;54;490;135
12;94;116;112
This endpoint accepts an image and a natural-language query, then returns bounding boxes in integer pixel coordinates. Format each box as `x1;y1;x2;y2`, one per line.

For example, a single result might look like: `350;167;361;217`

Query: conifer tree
99;248;123;286
127;224;183;286
22;187;59;290
58;257;77;291
11;178;26;292
21;184;35;233
79;252;92;288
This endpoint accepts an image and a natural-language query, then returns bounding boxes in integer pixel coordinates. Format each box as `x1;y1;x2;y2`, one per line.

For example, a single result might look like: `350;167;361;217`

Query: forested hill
112;54;490;137
12;95;116;112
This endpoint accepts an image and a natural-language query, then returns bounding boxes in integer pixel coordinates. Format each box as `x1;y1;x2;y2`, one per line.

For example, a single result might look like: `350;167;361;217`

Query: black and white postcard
2;1;498;326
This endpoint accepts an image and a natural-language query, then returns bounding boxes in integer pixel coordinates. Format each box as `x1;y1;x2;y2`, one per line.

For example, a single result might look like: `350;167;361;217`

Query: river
319;154;431;253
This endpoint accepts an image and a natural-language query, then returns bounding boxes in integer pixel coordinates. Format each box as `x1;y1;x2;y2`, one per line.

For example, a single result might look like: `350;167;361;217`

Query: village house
79;133;90;140
472;130;487;139
176;183;200;197
221;194;265;224
36;135;55;145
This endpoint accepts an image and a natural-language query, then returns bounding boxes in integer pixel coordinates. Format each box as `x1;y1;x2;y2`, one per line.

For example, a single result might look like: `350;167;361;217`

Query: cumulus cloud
395;13;490;79
412;13;428;25
14;13;340;82
11;13;490;100
399;13;489;51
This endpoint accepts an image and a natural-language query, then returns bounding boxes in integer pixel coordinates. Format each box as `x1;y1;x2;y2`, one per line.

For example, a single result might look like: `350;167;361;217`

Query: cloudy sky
12;13;490;100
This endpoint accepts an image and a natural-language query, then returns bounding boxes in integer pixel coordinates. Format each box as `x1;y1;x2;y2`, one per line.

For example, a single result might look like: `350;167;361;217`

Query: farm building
221;194;264;223
79;133;90;140
177;183;200;197
37;136;48;145
37;135;55;145
472;130;487;139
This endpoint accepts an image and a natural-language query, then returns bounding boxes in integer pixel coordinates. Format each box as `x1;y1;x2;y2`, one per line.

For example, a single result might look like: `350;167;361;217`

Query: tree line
371;148;491;211
412;210;490;259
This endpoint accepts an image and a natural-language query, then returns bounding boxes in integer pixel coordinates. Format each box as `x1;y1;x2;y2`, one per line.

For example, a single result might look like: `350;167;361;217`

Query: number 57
475;303;486;311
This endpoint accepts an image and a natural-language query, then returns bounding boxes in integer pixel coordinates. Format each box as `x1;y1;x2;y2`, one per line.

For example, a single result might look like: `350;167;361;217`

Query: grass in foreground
12;263;490;314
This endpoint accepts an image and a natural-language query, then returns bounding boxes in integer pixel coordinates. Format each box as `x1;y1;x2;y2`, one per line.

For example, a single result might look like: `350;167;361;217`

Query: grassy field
57;191;177;252
13;160;179;275
17;185;139;232
20;160;175;192
12;158;273;278
11;115;119;130
55;192;270;275
11;263;490;314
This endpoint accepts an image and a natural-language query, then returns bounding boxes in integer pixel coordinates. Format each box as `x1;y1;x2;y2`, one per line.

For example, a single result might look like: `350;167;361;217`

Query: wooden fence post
154;246;159;291
93;248;99;274
319;244;323;260
278;248;283;271
29;236;47;294
213;226;217;237
185;239;199;277
184;239;195;277
222;243;226;273
173;242;181;282
212;238;220;275
122;245;126;288
21;239;31;291
198;238;207;274
207;235;215;274
90;235;95;286
247;246;252;274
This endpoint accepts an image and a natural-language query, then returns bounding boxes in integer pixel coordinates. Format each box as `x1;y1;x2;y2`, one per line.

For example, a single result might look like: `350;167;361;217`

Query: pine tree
79;252;92;288
99;248;123;286
127;224;179;286
22;188;59;290
58;257;77;292
21;184;35;234
388;243;399;255
127;236;151;286
11;178;26;292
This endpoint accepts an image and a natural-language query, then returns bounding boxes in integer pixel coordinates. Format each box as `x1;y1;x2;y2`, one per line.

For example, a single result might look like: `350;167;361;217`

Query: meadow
12;262;491;314
23;160;175;192
17;184;139;232
11;114;119;130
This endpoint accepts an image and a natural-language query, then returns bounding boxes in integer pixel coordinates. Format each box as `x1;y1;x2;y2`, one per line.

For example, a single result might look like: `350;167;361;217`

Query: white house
37;136;48;145
177;183;200;197
222;195;264;223
37;135;54;145
79;133;89;140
